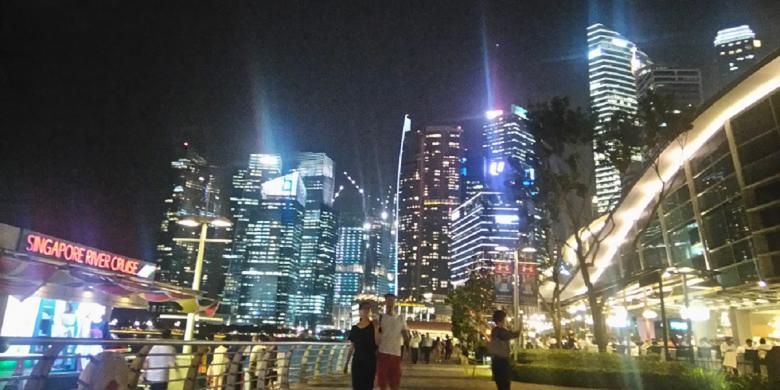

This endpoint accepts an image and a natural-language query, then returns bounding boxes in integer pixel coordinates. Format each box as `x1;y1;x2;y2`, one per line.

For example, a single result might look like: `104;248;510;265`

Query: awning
0;252;216;312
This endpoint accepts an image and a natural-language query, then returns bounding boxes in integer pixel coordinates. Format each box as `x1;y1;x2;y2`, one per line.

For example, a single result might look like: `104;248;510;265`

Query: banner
494;261;513;305
517;262;538;306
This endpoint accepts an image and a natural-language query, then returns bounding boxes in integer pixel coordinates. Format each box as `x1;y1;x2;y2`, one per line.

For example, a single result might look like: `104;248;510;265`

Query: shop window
701;200;750;249
732;99;776;145
690;132;729;173
716;266;740;287
694;157;735;194
698;176;740;212
709;246;736;269
763;231;780;253
664;204;695;231
753;179;780;205
739;130;780;167
742;152;780;186
662;182;691;211
758;205;780;229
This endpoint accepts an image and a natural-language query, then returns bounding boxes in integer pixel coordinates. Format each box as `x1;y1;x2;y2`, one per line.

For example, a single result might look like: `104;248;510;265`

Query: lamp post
175;216;232;353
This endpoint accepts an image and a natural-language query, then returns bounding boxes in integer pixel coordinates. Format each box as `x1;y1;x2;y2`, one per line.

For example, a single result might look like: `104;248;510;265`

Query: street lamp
175;216;232;353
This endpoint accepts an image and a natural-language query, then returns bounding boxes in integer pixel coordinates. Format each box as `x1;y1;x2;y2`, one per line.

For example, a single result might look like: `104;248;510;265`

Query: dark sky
1;0;778;259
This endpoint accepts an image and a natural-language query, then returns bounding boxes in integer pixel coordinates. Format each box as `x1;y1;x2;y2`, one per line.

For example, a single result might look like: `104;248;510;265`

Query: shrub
512;350;745;390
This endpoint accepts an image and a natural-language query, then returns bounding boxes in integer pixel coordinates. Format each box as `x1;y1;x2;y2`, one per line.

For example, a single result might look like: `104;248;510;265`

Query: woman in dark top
345;301;379;390
489;310;520;390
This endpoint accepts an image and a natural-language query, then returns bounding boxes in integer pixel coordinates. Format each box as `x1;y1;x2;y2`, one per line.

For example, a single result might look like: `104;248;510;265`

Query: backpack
486;332;510;359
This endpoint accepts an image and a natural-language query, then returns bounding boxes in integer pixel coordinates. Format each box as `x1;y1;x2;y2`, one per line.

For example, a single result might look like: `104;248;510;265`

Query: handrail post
127;345;153;388
24;344;65;390
298;345;312;384
279;348;291;389
325;344;337;374
226;346;248;388
313;345;325;378
183;346;209;390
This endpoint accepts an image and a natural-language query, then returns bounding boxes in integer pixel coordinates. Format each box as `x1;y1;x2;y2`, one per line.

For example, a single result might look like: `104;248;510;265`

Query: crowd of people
407;331;454;364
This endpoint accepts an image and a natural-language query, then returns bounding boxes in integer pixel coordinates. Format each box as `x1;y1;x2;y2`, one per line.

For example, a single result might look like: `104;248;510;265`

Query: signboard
517;262;538;306
19;230;156;279
494;261;513;305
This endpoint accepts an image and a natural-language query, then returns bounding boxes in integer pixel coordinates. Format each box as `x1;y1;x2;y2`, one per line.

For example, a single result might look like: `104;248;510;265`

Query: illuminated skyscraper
290;152;338;328
587;23;651;213
232;172;306;326
155;145;228;301
397;125;462;299
222;153;282;316
334;225;365;306
449;192;520;287
636;66;703;109
714;25;762;87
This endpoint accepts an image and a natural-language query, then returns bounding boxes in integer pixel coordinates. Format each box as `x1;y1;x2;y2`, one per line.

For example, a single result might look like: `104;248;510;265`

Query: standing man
409;332;421;364
374;293;410;390
421;333;433;363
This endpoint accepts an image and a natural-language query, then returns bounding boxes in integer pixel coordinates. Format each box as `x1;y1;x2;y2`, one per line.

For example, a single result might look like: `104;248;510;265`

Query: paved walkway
298;363;588;389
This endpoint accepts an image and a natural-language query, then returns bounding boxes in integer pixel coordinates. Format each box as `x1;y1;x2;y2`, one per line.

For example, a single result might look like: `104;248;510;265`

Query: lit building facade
290;152;338;328
587;23;651;213
636;66;703;110
231;172;306;326
449;192;520;287
714;25;762;88
335;226;365;307
155;146;228;300
222;154;282;316
562;52;780;346
397;125;462;299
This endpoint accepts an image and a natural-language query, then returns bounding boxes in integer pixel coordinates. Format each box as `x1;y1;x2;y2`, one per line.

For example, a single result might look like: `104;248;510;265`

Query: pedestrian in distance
375;293;410;390
444;336;453;361
143;329;176;390
487;310;519;390
345;301;379;390
421;333;433;363
410;332;421;364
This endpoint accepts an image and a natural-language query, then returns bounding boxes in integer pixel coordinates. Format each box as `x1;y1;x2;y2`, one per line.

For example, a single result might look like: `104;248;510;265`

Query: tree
446;268;495;346
528;95;693;352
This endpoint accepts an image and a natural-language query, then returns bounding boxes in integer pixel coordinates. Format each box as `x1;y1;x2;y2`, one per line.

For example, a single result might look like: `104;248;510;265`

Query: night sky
1;0;778;260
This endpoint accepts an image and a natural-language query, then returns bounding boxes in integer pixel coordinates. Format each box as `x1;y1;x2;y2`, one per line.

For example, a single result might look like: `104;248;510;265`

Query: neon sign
21;231;155;279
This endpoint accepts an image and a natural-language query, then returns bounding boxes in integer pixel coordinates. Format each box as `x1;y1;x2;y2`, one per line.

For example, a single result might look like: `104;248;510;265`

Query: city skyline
3;1;779;259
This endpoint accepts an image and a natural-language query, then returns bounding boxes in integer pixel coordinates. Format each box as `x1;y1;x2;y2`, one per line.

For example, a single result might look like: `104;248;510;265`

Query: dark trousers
149;383;168;390
422;347;432;363
411;348;419;364
491;357;511;390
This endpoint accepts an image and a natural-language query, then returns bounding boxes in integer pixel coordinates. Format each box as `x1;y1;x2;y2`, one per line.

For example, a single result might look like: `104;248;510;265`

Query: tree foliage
446;267;495;345
527;94;694;352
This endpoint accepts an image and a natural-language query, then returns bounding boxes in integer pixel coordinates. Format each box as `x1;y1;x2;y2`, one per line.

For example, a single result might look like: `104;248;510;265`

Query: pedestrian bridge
0;337;576;390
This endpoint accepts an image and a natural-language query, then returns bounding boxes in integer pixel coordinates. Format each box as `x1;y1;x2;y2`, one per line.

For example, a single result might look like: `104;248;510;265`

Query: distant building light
485;109;504;120
495;215;519;225
611;38;628;48
588;48;602;60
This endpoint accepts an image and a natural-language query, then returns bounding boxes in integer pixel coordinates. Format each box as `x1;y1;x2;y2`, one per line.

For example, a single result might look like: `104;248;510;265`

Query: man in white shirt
409;332;421;364
374;293;409;390
144;329;177;390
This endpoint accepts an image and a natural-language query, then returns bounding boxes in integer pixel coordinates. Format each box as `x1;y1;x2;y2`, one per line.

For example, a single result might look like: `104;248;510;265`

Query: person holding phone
345;301;379;390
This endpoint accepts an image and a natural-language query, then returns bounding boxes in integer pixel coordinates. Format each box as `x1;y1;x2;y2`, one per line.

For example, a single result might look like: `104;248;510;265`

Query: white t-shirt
410;335;421;348
145;345;177;383
378;313;408;356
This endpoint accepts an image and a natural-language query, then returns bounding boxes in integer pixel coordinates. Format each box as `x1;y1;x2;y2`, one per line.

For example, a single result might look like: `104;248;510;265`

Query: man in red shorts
374;293;410;390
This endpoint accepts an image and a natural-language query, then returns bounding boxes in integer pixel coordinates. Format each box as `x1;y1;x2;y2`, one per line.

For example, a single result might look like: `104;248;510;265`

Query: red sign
21;232;152;278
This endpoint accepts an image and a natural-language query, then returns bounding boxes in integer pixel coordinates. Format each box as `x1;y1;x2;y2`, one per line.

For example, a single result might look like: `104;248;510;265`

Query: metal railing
0;337;349;389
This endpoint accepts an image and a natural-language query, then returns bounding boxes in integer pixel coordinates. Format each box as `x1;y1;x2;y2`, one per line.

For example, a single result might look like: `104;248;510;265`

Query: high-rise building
362;215;395;296
714;25;762;87
333;224;364;330
459;148;484;203
290;153;338;328
636;66;703;109
397;125;462;299
222;154;282;316
482;105;536;192
231;172;306;326
155;146;228;301
587;23;651;213
449;192;520;287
